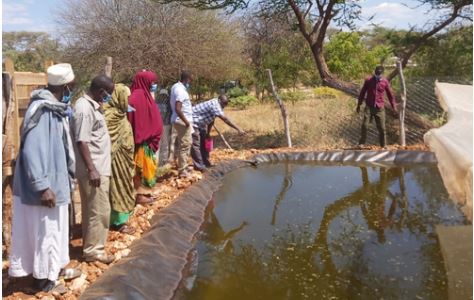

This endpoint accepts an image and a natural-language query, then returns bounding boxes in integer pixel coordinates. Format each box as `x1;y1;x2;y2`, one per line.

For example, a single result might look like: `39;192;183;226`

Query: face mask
62;85;72;103
185;83;190;89
150;84;158;93
102;91;112;103
375;74;382;80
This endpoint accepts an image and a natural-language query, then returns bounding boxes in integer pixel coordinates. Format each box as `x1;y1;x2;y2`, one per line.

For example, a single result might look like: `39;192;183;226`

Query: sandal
118;225;136;235
111;224;136;235
136;194;156;205
40;279;67;294
59;267;82;280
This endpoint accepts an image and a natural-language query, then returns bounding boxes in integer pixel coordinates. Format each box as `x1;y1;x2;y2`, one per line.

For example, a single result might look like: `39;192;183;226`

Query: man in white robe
8;63;78;293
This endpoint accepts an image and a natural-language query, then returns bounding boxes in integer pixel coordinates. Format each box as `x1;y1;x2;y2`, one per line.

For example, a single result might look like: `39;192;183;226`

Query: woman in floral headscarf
128;70;163;204
104;83;136;234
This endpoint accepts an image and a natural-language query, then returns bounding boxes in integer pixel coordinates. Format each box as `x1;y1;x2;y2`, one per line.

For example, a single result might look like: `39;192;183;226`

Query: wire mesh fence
216;77;471;150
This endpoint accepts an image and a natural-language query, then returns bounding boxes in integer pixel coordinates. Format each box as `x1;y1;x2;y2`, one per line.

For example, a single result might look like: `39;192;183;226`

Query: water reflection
199;200;248;254
183;164;467;300
271;163;293;226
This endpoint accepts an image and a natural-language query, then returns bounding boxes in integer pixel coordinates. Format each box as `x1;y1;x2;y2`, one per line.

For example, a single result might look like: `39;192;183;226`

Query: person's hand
238;129;246;135
88;168;101;187
356;105;361;114
40;188;56;208
184;121;191;128
392;106;398;113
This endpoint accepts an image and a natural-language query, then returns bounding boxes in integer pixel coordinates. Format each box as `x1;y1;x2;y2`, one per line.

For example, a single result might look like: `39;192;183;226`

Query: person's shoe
36;279;67;294
194;166;207;173
135;194;157;205
111;224;136;235
85;253;115;264
59;267;82;280
179;170;192;178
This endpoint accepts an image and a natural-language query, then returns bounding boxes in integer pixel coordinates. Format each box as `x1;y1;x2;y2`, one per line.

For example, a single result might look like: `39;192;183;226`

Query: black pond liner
79;150;437;300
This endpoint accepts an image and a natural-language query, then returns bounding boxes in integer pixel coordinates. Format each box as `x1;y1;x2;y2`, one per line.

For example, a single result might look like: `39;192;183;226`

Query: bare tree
57;0;244;86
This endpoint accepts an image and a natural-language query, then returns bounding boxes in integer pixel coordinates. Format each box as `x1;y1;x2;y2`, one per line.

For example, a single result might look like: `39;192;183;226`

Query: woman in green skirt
104;83;136;234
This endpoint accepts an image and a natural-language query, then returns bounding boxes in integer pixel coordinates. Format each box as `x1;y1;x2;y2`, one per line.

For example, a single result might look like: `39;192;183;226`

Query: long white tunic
8;197;69;281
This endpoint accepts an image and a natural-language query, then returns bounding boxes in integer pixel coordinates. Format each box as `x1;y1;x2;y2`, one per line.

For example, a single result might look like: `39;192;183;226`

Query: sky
2;0;445;33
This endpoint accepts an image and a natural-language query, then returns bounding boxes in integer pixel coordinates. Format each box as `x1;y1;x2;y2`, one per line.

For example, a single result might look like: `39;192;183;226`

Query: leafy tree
241;12;318;99
2;31;61;72
261;32;318;89
362;25;472;81
409;26;472;80
325;32;392;81
156;0;472;96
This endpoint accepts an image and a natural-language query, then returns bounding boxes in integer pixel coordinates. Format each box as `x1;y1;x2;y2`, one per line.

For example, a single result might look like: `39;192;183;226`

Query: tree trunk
310;44;359;96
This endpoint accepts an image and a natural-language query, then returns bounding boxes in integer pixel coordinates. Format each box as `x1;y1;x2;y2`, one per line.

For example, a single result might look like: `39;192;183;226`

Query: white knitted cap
47;63;75;85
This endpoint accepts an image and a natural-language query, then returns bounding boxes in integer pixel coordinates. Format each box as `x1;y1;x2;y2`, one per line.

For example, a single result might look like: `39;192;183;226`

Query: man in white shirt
170;71;193;177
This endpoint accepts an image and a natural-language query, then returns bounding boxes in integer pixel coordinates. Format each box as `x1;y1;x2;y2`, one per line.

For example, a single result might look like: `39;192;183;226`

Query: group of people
8;62;394;294
8;65;244;293
156;72;245;177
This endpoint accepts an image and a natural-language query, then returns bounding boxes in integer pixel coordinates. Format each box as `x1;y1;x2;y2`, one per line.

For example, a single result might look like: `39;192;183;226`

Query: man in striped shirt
191;95;245;171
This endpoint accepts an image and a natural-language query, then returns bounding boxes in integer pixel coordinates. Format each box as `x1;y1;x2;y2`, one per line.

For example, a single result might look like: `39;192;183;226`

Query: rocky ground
2;145;429;299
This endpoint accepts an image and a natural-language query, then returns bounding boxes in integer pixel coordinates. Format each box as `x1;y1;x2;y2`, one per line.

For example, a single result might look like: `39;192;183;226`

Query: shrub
228;86;248;98
281;91;306;105
229;95;258;110
313;86;341;99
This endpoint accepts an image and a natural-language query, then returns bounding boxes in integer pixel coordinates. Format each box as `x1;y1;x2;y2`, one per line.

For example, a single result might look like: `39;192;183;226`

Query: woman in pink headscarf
128;70;163;204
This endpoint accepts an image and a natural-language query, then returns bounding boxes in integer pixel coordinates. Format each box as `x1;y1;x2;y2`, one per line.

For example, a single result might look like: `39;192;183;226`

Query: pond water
180;162;467;300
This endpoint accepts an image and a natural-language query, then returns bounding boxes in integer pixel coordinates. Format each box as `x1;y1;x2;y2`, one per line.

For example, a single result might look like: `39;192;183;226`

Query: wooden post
2;60;15;256
396;60;407;146
266;69;292;148
3;58;20;156
4;57;14;75
104;56;113;78
213;125;233;150
44;60;54;72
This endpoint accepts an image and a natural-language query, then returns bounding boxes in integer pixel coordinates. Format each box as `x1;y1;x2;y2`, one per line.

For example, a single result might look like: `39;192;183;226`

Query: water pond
180;162;467;300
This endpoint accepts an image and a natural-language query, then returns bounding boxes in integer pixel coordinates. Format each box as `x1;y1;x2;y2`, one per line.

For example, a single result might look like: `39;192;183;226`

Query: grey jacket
13;89;75;206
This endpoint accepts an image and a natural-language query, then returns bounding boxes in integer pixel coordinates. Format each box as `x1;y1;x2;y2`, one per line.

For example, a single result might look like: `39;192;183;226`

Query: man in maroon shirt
357;66;397;147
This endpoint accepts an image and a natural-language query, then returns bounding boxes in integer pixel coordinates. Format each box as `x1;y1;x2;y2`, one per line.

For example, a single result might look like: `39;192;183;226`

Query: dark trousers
191;127;211;170
359;106;386;147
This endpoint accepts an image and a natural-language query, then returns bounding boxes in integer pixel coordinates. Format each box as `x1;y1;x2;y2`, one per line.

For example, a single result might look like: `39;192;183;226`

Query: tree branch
287;0;310;40
315;0;324;15
314;0;336;45
388;0;471;80
303;0;313;19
